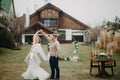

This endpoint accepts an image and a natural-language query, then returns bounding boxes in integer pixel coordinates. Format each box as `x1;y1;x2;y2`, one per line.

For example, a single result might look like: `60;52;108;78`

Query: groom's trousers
49;56;60;79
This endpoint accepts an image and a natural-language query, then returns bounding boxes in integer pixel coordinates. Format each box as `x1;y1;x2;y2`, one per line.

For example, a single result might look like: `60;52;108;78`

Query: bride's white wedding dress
22;32;49;80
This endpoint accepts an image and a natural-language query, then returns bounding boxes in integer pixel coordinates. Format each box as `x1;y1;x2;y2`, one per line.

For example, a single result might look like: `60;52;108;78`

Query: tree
106;16;120;30
0;17;9;26
0;16;23;49
8;18;24;48
0;28;15;48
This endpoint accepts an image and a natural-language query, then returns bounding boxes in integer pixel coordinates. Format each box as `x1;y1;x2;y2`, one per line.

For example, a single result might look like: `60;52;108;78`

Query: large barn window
43;19;57;27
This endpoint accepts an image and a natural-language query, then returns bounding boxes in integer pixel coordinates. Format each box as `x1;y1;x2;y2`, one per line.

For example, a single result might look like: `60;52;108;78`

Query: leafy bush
0;28;15;49
0;17;9;26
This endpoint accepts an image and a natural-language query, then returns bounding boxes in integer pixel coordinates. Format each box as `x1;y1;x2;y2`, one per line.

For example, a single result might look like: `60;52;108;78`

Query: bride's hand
37;30;40;33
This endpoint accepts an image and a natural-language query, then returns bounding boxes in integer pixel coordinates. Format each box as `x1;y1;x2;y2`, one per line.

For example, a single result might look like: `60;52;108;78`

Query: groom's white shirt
42;33;61;57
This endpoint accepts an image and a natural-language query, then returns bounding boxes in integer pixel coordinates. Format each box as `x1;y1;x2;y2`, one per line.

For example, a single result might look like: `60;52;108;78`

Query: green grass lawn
0;43;120;80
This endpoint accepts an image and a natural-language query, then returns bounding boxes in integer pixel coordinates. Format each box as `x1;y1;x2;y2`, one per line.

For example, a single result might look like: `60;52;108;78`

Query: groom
39;30;61;80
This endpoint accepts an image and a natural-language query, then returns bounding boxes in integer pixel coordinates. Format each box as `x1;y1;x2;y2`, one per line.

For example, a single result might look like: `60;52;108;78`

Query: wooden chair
105;51;116;75
105;59;116;75
89;51;100;75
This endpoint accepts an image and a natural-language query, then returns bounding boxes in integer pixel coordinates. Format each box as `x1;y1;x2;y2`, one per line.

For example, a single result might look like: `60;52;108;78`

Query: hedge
0;28;15;49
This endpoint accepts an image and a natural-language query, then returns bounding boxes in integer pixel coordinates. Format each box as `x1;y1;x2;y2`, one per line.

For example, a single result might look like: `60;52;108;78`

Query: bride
22;31;49;80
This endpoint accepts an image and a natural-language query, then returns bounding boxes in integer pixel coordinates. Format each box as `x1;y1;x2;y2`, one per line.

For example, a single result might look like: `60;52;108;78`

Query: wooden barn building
22;3;90;44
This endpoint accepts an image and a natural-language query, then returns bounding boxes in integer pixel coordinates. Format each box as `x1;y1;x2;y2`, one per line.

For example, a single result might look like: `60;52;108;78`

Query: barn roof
30;3;90;29
24;21;54;34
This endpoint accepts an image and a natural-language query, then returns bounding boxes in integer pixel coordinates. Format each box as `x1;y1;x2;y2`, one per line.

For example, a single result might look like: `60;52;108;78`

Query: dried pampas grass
96;28;120;52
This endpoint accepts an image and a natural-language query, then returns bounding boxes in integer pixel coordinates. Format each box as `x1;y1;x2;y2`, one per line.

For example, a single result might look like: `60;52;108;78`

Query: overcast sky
14;0;120;27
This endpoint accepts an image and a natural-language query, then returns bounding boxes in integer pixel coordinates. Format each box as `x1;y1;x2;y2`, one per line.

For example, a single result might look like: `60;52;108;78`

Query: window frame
42;18;57;27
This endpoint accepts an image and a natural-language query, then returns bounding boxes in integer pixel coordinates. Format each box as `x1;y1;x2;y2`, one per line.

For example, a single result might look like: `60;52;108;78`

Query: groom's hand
37;30;41;33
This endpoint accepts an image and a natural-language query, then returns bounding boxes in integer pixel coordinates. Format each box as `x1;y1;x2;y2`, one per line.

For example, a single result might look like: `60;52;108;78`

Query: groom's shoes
48;78;59;80
48;77;60;80
48;77;54;80
54;78;60;80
